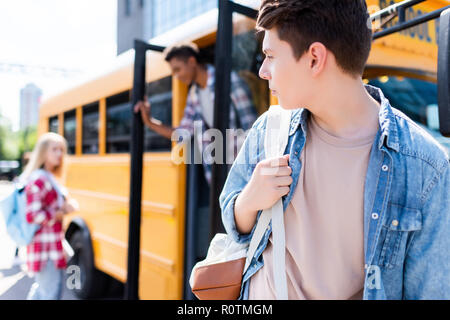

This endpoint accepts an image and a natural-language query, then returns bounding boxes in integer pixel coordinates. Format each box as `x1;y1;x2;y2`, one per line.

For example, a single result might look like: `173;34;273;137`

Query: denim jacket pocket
378;203;423;269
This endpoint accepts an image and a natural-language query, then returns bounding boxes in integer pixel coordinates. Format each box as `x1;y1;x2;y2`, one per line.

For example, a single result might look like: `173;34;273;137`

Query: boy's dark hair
164;43;201;63
256;0;372;77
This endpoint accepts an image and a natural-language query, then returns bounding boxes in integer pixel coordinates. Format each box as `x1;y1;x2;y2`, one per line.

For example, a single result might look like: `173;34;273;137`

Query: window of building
49;116;59;134
125;0;132;16
63;110;76;155
106;91;132;153
152;0;216;37
144;76;172;152
82;102;99;154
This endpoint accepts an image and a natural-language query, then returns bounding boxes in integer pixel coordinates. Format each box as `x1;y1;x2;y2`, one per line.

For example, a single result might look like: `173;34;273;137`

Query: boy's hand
133;96;152;126
238;154;292;213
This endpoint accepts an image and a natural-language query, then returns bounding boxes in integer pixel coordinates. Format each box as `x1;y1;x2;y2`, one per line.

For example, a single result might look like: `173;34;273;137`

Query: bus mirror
437;8;450;137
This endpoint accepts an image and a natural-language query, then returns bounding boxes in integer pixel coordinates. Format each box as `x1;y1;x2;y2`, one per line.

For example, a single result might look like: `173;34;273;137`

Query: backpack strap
265;105;290;300
244;105;291;300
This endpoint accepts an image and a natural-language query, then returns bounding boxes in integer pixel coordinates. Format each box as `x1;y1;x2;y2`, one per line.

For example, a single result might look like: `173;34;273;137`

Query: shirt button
391;220;399;227
371;212;379;220
382;165;389;171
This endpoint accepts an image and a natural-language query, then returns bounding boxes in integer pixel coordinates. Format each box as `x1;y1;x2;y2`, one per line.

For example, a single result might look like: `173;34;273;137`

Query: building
19;83;42;130
117;0;216;55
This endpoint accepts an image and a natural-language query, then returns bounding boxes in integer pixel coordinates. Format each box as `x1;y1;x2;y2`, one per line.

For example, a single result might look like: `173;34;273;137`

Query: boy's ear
187;55;197;67
308;42;327;77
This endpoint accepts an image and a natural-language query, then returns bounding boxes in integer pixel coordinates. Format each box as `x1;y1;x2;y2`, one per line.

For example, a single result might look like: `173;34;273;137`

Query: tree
0;116;20;160
0;116;37;161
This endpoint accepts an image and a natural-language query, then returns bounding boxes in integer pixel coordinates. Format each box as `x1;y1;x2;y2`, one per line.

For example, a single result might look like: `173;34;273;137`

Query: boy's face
168;56;197;85
259;28;313;109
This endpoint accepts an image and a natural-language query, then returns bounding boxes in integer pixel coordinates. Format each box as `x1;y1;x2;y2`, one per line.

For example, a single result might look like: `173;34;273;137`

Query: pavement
0;181;79;300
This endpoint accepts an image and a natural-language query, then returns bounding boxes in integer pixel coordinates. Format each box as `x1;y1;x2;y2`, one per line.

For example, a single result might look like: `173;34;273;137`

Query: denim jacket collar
369;85;400;152
288;84;400;152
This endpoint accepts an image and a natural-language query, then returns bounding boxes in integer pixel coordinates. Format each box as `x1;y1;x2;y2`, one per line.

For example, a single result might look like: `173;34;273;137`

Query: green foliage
0;117;37;161
18;125;38;155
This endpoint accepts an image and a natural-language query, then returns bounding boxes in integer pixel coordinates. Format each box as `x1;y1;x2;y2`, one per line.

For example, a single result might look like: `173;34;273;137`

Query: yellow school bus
37;0;449;300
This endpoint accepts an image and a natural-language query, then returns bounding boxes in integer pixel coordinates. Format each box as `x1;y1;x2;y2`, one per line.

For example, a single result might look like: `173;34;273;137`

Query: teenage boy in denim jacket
219;0;449;300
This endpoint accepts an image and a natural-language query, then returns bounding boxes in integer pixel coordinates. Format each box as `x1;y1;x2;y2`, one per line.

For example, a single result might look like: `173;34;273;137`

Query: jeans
27;260;64;300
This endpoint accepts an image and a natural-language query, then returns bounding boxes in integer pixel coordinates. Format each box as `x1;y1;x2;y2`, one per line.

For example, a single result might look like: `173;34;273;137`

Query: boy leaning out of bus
134;43;258;186
219;0;449;300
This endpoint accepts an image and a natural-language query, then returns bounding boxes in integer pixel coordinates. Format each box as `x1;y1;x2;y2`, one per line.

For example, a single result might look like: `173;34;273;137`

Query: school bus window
82;101;99;154
48;116;59;133
63;110;76;155
144;76;172;152
106;90;131;153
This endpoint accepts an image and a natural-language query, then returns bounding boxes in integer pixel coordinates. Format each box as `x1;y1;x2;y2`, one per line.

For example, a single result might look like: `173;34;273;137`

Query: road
0;181;79;300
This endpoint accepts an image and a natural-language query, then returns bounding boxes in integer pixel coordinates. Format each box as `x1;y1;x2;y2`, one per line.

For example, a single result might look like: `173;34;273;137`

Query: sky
0;0;118;131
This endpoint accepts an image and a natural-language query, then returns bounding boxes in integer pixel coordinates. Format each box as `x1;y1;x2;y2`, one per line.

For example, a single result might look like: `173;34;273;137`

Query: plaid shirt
25;171;66;273
177;64;257;185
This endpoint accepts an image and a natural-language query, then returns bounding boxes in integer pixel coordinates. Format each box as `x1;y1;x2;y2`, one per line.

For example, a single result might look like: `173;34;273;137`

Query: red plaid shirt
25;171;66;273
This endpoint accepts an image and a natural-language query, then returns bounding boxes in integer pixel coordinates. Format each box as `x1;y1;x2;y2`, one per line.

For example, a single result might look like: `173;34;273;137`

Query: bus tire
67;230;110;299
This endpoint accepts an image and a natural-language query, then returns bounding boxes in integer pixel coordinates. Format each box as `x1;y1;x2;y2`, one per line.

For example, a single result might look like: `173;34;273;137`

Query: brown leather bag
189;233;249;300
190;106;292;300
191;257;246;300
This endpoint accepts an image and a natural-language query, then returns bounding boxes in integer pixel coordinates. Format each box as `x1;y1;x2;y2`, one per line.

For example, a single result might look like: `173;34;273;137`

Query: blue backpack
0;182;40;246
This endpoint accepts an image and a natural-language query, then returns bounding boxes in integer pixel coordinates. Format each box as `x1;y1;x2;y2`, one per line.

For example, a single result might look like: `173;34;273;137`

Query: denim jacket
219;85;450;300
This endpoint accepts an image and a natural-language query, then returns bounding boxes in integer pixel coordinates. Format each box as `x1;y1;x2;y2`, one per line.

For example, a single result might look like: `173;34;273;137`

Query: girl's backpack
0;169;66;246
0;182;39;246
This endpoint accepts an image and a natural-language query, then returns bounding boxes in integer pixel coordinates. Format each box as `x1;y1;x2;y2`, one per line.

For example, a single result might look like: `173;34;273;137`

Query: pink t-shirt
248;114;379;300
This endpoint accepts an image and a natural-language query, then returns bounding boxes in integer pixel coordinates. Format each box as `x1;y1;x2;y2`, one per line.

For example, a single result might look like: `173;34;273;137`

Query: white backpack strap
244;106;291;299
264;105;291;159
266;105;290;300
271;200;288;299
244;209;271;273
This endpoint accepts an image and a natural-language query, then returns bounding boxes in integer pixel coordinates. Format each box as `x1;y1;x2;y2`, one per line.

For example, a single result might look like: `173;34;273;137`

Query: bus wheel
67;230;110;299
